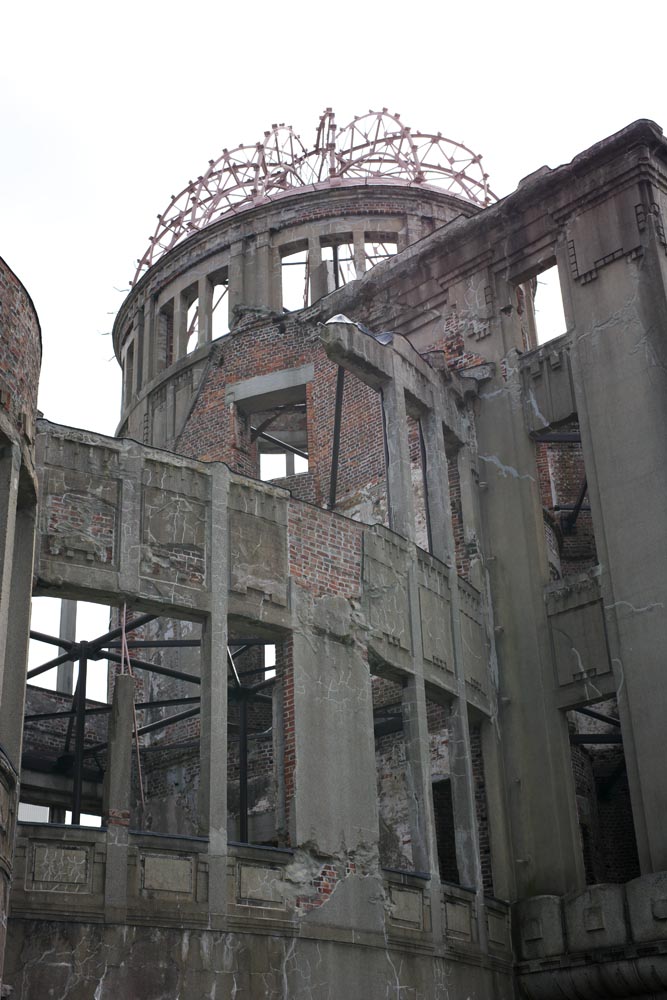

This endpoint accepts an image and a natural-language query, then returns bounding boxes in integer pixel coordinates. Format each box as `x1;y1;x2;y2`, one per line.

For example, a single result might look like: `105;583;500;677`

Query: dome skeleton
132;108;496;285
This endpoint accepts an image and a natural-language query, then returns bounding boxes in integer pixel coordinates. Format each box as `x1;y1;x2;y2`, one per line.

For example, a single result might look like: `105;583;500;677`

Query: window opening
321;240;356;289
372;670;414;872
24;600;204;832
568;700;640;884
227;639;281;846
281;247;310;311
364;239;398;270
533;264;567;346
251;399;309;481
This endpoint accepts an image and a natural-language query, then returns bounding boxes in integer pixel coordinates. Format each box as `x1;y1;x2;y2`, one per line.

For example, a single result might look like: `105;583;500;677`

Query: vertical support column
238;694;248;843
251;234;271;308
173;290;188;361
56;600;76;694
197;275;213;348
381;381;415;541
400;674;438;875
353;229;366;278
476;284;584;895
143;296;155;384
561;214;667;873
0;444;20;703
308;236;327;303
133;307;144;394
198;463;229;914
103;673;134;920
420;407;485;901
267;245;282;310
420;410;453;565
480;718;514;901
228;240;245;324
71;643;88;824
0;482;35;992
0;501;35;769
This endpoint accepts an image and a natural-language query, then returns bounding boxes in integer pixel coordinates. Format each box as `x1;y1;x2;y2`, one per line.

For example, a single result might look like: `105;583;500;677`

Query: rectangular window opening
532;264;567;346
281;247;309;311
227;637;285;848
568;700;640;885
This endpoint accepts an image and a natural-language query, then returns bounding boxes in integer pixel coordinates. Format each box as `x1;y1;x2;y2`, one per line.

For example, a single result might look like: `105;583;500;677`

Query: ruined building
1;110;666;998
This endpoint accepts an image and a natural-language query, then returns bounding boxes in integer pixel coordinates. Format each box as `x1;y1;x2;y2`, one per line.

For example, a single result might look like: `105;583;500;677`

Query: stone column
56;599;76;694
198;463;229;915
476;319;584;896
381;381;415;541
142;296;155;385
132;309;143;395
562;212;667;873
0;503;34;769
103;673;134;920
353;229;366;279
173;290;188;361
0;444;20;703
420;407;484;899
308;236;327;303
197;275;213;348
228;240;245;323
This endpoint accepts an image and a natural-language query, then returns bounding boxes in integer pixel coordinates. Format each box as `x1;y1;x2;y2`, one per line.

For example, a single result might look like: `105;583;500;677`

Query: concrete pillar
173;291;188;361
143;296;155;384
420;409;453;564
561;218;667;873
0;444;20;706
419;405;485;900
197;275;213;347
228;240;245;323
400;674;437;875
480;718;515;901
308;237;327;303
476;293;584;896
353;229;366;279
291;608;378;858
267;245;282;310
56;600;76;694
0;504;35;768
132;306;145;396
198;463;229;914
103;673;134;920
381;382;415;540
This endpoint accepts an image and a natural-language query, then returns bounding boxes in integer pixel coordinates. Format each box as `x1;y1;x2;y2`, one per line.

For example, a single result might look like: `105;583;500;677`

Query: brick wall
535;419;597;577
287;500;362;598
0;257;41;440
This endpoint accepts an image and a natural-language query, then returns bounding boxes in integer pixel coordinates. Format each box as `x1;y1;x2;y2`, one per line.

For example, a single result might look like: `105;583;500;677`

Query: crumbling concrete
2;118;667;998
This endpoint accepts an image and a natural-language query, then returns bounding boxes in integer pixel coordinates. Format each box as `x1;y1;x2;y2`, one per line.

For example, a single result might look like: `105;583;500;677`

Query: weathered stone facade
1;116;667;998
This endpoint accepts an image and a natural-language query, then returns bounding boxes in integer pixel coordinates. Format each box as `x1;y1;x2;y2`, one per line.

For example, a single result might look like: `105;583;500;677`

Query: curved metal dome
132;108;496;284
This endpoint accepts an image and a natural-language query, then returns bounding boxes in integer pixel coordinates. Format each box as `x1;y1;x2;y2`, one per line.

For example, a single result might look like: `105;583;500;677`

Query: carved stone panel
486;904;511;953
458;579;489;697
141;853;194;896
238;863;285;907
139;459;209;596
362;528;412;655
443;893;474;944
229;481;288;608
549;599;611;688
140;486;207;589
43;467;120;568
389;886;423;929
417;556;453;676
28;843;91;893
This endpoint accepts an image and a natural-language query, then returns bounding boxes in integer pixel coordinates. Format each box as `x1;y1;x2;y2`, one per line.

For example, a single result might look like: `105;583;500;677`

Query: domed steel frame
132;108;496;284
